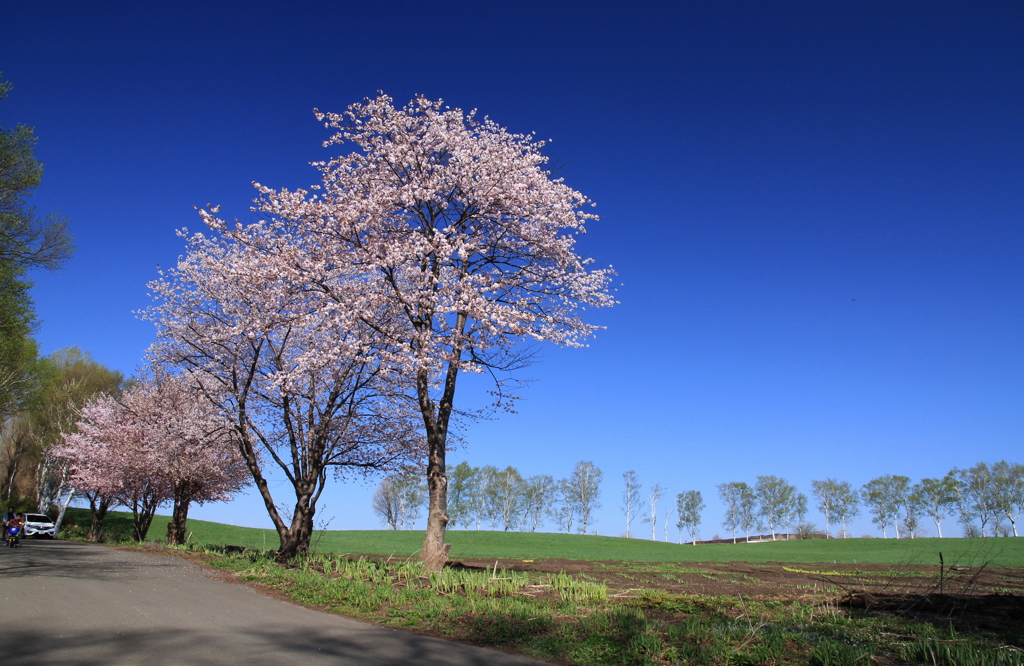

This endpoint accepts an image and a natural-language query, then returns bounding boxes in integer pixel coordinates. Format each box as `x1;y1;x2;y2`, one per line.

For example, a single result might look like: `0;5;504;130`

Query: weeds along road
0;540;547;665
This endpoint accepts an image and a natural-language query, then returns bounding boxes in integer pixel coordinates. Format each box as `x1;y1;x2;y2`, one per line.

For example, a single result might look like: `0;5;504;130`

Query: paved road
0;540;548;665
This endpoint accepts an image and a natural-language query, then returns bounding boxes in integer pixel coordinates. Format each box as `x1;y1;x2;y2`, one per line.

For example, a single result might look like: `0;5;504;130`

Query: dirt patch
450;557;1024;607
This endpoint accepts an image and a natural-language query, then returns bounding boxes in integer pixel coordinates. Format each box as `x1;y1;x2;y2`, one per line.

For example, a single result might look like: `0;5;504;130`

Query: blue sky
3;1;1021;540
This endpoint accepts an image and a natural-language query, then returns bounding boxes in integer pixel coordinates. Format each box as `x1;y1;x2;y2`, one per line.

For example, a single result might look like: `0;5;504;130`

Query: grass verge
134;542;1021;666
61;508;1024;567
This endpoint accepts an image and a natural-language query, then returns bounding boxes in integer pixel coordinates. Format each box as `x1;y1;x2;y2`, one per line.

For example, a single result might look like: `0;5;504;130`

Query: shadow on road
7;625;517;665
0;540;176;581
1;540;543;665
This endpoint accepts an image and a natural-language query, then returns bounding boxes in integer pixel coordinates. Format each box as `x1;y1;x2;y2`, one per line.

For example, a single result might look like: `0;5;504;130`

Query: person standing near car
2;507;14;528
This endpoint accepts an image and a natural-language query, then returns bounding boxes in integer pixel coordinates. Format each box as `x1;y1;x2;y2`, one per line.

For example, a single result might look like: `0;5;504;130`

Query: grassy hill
63;508;1024;566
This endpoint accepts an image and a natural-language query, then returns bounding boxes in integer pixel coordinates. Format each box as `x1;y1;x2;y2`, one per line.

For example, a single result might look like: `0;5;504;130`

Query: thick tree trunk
88;496;109;541
421;429;450;571
167;483;194;545
419;343;461;572
276;502;315;561
235;425;323;561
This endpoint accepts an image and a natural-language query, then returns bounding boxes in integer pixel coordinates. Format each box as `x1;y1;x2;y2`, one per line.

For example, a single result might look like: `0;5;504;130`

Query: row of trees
55;370;250;543
669;464;1024;543
2;349;122;515
372;461;604;535
371;462;1024;544
674;464;1024;543
856;464;1024;539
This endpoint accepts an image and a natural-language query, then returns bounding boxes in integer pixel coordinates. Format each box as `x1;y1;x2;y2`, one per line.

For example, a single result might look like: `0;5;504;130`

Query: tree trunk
53;486;75;535
232;423;321;562
418;342;461;572
421;428;450;571
131;494;161;542
275;503;315;561
167;483;194;546
88;495;110;541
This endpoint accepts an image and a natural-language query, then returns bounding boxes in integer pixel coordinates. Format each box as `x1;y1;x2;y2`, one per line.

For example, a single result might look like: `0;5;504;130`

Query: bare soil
451;556;1024;630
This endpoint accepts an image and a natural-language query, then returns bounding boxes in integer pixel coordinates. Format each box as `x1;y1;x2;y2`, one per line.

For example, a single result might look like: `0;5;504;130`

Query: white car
22;513;56;538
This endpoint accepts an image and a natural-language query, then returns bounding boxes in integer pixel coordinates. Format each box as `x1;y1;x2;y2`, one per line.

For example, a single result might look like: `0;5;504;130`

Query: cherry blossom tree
57;395;168;541
117;370;250;544
187;94;614;569
145;222;427;559
57;371;249;543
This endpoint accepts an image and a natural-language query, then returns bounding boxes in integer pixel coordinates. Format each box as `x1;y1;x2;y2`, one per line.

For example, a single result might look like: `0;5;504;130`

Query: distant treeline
372;461;1024;542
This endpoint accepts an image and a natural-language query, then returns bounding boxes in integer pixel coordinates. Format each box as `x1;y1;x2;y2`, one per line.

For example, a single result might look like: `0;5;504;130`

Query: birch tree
564;461;603;534
372;477;403;529
676;490;704;545
475;465;498;529
371;472;424;529
718;482;756;543
833;482;860;538
991;461;1024;536
909;476;957;538
811;478;848;538
552;479;576;534
754;475;798;541
621;470;642;538
487;466;525;531
521;474;556;532
951;463;1001;536
644;483;664;540
447;461;477;529
861;475;910;538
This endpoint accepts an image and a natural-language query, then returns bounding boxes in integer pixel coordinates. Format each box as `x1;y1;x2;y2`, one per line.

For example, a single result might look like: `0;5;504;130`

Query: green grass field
65;508;1024;566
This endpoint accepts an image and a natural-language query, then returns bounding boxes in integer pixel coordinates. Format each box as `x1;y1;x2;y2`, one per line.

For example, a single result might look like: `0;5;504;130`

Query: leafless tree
644;484;664;540
621;470;642;537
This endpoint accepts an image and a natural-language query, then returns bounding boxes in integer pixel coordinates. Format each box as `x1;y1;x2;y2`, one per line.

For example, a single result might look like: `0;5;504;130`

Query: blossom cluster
55;372;249;509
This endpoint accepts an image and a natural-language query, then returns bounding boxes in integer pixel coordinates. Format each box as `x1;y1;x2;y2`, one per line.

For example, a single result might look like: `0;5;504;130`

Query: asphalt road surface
0;539;548;665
